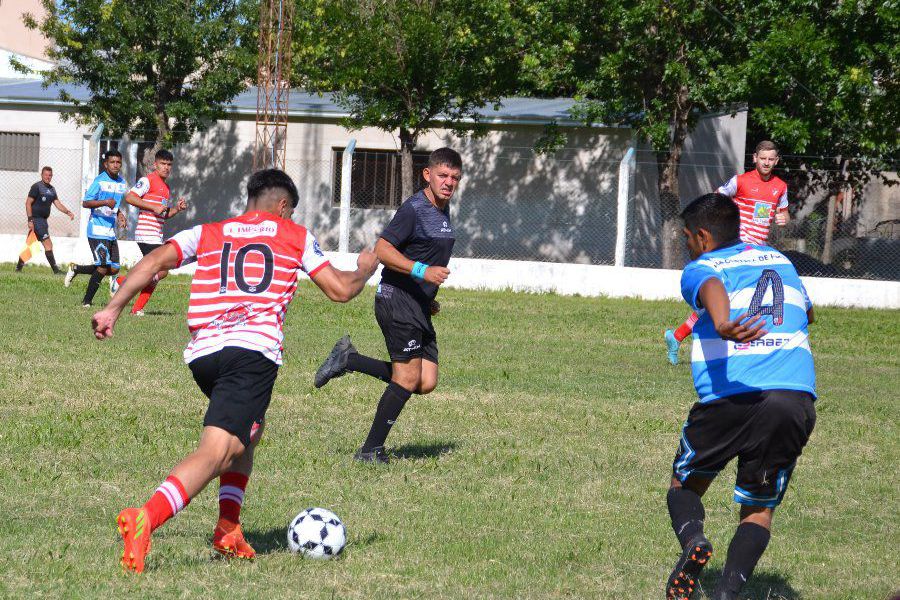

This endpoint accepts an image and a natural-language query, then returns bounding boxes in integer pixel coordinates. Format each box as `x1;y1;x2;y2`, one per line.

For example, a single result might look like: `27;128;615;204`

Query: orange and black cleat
212;522;256;560
116;508;152;573
666;535;713;600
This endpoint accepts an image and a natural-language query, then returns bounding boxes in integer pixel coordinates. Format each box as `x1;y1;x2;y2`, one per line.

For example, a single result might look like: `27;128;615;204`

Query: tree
563;0;745;268
292;0;521;198
20;0;256;171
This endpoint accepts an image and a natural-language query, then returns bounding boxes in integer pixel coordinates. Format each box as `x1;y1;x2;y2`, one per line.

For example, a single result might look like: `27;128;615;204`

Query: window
97;138;124;173
332;147;430;209
0;132;40;172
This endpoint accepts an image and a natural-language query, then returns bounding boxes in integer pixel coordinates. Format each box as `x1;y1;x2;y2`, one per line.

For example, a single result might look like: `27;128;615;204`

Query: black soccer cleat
314;335;355;388
666;535;713;600
353;446;389;464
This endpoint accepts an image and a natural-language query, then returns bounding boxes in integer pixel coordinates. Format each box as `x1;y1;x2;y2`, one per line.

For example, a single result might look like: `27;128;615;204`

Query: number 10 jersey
680;241;816;403
167;211;330;365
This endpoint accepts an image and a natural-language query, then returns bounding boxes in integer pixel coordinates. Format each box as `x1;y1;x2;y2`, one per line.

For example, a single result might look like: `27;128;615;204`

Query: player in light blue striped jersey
664;193;817;600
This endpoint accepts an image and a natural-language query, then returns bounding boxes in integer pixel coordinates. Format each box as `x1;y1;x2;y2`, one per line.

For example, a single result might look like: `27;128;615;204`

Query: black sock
75;264;97;275
667;487;706;548
15;258;24;271
46;251;59;271
361;382;413;452
714;523;771;597
83;272;104;304
347;351;392;383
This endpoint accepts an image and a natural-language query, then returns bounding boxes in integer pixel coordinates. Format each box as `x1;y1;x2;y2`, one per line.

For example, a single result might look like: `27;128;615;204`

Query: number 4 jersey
166;211;330;365
681;242;816;403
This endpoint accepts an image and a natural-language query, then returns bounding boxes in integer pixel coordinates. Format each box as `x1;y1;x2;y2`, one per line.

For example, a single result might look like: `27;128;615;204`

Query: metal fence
4;141;898;281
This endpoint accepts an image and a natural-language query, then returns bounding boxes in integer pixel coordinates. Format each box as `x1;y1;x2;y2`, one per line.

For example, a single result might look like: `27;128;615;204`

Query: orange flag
19;231;44;264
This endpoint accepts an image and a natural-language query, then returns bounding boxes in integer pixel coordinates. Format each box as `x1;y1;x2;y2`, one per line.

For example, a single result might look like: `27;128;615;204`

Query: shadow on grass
245;527;288;555
698;567;800;599
391;441;457;460
140;310;176;316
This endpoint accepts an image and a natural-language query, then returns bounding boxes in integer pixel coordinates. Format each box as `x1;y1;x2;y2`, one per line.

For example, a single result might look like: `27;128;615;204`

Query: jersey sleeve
380;201;416;247
777;187;789;210
681;261;721;311
27;183;40;200
166;225;202;267
130;177;151;198
300;230;330;277
716;175;738;198
84;178;100;201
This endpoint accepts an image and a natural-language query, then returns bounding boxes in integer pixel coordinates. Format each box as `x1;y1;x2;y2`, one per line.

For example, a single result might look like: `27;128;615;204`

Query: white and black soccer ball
287;507;346;559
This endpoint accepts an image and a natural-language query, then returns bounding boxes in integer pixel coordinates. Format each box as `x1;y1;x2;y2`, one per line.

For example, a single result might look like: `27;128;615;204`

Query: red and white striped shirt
130;171;170;244
717;170;788;245
166;211;330;365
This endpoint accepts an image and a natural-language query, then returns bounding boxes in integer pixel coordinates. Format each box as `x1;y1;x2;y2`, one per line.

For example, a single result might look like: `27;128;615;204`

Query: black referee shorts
32;217;50;241
672;389;816;508
189;347;279;447
374;283;438;364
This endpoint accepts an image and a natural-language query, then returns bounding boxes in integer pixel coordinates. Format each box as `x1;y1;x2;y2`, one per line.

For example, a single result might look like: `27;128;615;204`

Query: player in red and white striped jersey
118;149;188;315
664;141;791;365
93;169;379;572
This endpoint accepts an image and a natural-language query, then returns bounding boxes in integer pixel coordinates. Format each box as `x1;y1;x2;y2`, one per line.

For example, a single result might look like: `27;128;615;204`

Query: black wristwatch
27;217;33;222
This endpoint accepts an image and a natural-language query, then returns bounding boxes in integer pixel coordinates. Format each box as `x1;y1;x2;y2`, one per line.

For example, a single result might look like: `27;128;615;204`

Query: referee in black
16;166;75;273
314;147;461;463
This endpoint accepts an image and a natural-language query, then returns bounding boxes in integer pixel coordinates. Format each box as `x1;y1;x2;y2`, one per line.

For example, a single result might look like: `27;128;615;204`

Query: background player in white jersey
92;169;378;573
664;193;816;600
664;141;790;365
117;149;188;315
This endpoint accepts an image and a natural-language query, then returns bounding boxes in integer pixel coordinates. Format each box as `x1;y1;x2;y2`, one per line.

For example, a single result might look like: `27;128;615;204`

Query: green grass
0;267;897;599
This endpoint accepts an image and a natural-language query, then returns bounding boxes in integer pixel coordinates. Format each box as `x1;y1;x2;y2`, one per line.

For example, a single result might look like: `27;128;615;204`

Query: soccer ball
287;507;346;559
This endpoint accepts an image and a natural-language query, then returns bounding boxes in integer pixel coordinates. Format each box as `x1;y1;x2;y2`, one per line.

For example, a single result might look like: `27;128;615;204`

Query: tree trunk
399;127;415;201
140;110;171;175
821;157;848;264
658;87;691;270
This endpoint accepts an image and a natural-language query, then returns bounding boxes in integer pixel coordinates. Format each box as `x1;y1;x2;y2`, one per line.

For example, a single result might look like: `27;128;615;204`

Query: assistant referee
314;147;462;463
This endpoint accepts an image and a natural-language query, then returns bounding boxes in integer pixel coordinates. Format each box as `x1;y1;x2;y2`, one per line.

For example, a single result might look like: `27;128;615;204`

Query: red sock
131;281;157;313
143;475;189;532
218;472;249;528
674;312;699;342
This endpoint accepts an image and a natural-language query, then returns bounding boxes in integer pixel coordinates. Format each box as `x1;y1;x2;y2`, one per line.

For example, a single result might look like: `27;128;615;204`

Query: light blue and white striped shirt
84;171;128;240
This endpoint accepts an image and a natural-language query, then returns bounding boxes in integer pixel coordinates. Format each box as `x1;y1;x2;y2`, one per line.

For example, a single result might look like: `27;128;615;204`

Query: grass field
0;267;897;599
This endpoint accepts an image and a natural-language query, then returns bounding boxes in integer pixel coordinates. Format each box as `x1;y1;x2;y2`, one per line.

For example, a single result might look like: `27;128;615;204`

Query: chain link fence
4;139;897;282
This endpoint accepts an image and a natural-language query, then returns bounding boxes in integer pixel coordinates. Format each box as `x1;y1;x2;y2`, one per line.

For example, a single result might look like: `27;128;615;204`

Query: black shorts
32;218;50;241
88;237;120;269
188;347;279;447
374;283;438;363
137;242;162;256
672;390;816;508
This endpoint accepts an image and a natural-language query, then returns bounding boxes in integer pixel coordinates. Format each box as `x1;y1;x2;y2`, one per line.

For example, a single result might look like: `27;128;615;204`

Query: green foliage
292;0;521;142
20;0;257;144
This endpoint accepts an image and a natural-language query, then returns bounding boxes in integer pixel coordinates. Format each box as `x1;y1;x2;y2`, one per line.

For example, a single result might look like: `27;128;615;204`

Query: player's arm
310;249;379;303
715;175;738;198
92;243;181;339
52;198;75;220
697;278;767;343
82;183;115;209
375;237;449;286
775;189;790;226
25;194;35;231
125;178;167;215
165;198;188;218
806;307;815;324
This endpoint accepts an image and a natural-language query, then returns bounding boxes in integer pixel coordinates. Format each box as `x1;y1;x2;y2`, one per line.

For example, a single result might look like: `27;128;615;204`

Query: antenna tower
254;0;294;170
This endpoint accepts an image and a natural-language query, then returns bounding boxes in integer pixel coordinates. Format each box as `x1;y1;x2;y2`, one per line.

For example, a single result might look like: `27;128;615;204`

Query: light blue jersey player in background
64;150;129;306
663;193;817;600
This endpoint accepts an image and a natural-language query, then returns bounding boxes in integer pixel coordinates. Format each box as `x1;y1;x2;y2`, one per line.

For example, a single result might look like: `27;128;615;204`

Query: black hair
41;166;52;173
427;147;462;170
102;149;122;161
247;169;299;207
155;149;174;162
680;193;740;244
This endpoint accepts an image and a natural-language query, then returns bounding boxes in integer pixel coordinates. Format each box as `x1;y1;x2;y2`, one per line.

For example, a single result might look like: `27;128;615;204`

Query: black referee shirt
28;181;58;219
379;190;455;303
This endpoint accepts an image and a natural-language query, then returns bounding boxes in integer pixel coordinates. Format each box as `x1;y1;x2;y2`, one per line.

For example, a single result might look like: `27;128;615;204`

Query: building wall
0;0;49;61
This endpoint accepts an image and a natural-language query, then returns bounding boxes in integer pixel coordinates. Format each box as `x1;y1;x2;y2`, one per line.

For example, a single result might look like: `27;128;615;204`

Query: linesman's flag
19;231;44;264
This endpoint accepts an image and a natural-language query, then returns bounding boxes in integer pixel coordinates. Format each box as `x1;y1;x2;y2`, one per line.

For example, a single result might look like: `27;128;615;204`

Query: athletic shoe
314;335;355;388
133;310;145;317
116;507;152;573
212;522;256;559
64;263;77;287
666;535;713;600
82;303;91;308
110;275;123;295
665;329;680;366
353;446;389;464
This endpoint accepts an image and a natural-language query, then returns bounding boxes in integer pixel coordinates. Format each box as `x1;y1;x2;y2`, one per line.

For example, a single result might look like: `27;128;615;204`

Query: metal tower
254;0;294;171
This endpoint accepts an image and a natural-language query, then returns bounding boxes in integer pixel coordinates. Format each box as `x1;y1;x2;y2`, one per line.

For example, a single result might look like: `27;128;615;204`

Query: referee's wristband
27;217;33;222
410;261;428;281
